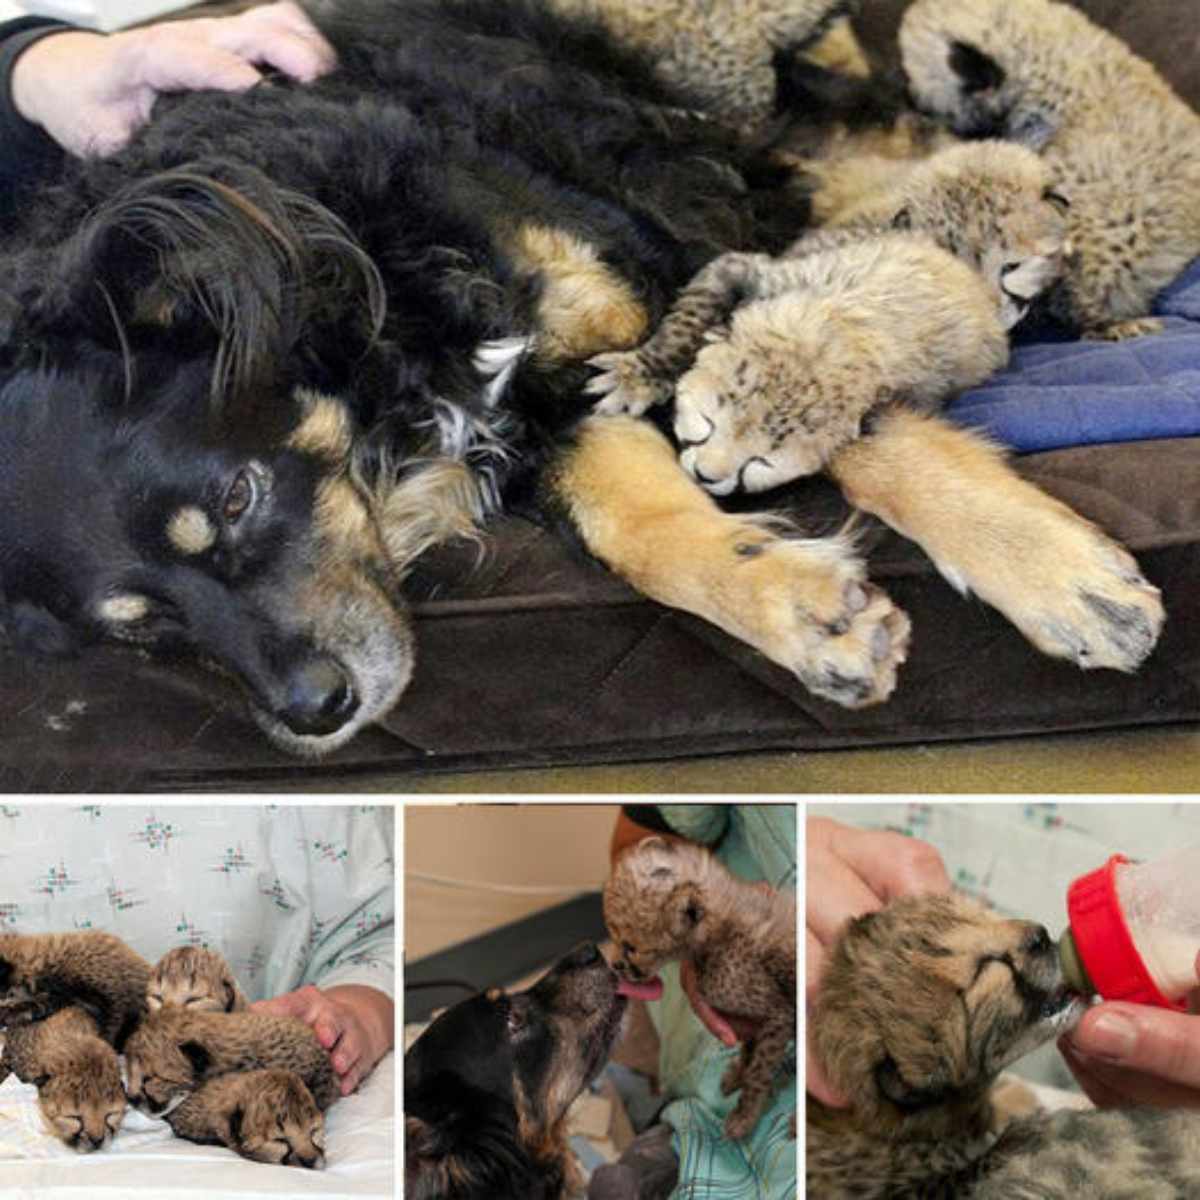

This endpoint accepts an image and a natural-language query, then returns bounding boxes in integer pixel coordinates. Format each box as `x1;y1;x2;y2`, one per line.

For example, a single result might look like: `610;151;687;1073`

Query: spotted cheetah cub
588;141;1066;495
148;947;249;1013
1;1006;126;1152
0;930;151;1047
901;0;1200;340
550;0;868;129
166;1068;327;1168
124;1006;337;1118
809;893;1200;1198
604;837;796;1139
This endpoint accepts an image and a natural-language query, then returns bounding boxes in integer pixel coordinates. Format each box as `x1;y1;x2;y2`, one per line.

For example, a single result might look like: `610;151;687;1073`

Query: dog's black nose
278;656;358;736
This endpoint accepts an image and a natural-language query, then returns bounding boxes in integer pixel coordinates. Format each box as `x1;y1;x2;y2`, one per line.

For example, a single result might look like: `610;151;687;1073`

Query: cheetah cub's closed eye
1;1006;126;1153
604;837;796;1139
148;946;249;1013
166;1067;327;1169
808;893;1200;1198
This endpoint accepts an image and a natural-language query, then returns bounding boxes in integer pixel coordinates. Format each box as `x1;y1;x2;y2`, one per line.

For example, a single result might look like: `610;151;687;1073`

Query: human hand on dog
1059;959;1200;1111
806;817;952;1107
11;2;335;158
252;983;394;1096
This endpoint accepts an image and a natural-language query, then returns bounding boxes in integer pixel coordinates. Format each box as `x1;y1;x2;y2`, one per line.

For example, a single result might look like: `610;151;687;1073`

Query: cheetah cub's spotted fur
0;930;151;1047
551;0;867;129
1;1006;126;1152
809;893;1200;1198
604;837;796;1139
148;947;249;1013
124;1007;338;1119
589;141;1066;494
901;0;1200;339
166;1067;327;1169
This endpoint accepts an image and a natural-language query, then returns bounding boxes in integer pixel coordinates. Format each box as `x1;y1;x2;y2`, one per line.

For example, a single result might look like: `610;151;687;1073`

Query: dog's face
0;362;413;756
811;894;1085;1135
405;942;627;1200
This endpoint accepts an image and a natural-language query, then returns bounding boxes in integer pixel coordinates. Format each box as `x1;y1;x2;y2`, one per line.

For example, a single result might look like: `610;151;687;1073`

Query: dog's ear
665;882;704;940
948;40;1005;95
179;1040;212;1077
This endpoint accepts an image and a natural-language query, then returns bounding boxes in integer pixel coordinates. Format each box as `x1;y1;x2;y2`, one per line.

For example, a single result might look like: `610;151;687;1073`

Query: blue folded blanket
946;258;1200;453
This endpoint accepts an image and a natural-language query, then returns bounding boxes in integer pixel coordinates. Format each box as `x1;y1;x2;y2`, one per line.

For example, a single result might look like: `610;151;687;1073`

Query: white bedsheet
0;1053;394;1199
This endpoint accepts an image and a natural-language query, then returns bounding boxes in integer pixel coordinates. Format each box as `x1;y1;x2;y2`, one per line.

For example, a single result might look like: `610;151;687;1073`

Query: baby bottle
1058;845;1200;1011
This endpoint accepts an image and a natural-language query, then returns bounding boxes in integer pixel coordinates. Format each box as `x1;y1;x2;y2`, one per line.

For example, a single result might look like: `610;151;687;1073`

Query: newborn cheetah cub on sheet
604;836;796;1139
588;140;1066;495
148;946;249;1013
1;1005;126;1152
166;1067;327;1168
124;1006;338;1118
809;893;1200;1198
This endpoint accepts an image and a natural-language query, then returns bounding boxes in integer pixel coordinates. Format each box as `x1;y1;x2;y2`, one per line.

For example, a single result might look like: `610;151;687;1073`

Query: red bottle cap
1067;854;1186;1012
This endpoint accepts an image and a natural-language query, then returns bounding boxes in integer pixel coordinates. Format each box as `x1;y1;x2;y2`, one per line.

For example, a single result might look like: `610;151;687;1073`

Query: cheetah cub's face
148;946;245;1013
895;141;1070;331
812;894;1086;1132
37;1051;126;1153
229;1070;326;1168
604;838;704;983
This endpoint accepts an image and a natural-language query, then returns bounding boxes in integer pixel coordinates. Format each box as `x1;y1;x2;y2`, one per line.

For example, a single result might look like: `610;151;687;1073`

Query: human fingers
207;7;337;82
806;824;888;948
823;820;952;903
122;27;263;95
1059;1034;1200;1111
1065;1002;1200;1093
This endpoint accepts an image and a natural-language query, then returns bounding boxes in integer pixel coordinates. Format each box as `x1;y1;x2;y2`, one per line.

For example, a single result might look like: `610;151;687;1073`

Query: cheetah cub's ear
665;883;706;941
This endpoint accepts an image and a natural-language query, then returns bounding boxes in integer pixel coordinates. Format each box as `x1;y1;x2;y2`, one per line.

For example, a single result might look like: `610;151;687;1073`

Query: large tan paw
988;527;1163;671
725;539;912;709
585;350;672;417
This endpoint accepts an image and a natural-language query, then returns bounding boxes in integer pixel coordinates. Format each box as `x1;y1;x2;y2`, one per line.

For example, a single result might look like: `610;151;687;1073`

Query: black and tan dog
0;0;1163;753
405;942;632;1200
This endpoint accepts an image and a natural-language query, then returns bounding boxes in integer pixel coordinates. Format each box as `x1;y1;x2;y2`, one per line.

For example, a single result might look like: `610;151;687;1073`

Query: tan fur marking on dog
514;224;647;362
803;15;870;78
167;506;216;555
288;392;353;462
551;415;910;707
100;593;150;623
829;408;1164;670
372;459;484;573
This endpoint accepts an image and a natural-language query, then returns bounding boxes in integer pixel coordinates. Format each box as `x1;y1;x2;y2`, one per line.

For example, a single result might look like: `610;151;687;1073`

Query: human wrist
10;30;104;129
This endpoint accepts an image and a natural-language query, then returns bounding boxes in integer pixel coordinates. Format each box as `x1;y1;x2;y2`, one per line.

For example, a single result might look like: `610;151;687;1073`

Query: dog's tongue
616;976;664;1001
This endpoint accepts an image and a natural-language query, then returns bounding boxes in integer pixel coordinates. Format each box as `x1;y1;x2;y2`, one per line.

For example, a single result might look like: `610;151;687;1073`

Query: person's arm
806;817;953;1106
6;2;334;159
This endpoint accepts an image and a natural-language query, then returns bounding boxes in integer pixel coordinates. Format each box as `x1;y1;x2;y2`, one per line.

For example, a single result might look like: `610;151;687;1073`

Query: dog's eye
223;470;257;523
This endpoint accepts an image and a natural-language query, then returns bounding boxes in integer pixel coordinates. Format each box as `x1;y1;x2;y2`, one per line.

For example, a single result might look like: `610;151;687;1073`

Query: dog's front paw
585;351;671;417
1022;534;1164;671
725;539;911;709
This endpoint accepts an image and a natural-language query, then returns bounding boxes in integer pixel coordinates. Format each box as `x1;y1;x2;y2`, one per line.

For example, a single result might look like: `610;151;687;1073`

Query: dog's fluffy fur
405;941;628;1199
604;837;795;1139
0;1005;126;1153
165;1067;326;1168
148;947;249;1013
587;141;1065;497
123;1007;337;1118
0;931;150;1048
808;893;1200;1198
900;0;1200;338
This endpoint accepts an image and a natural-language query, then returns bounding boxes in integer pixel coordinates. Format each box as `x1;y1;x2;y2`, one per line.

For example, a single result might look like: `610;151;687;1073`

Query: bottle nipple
1057;927;1095;996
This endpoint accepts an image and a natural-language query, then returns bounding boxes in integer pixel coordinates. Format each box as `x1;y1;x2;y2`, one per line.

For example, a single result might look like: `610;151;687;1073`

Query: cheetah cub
0;930;151;1047
809;893;1200;1198
1;1006;126;1152
124;1006;338;1119
148;947;249;1013
604;837;796;1139
901;0;1200;339
588;141;1066;494
166;1068;327;1169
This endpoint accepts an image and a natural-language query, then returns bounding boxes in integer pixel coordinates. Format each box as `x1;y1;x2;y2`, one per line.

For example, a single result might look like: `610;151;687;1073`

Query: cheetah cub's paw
1082;317;1164;342
585;350;672;417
